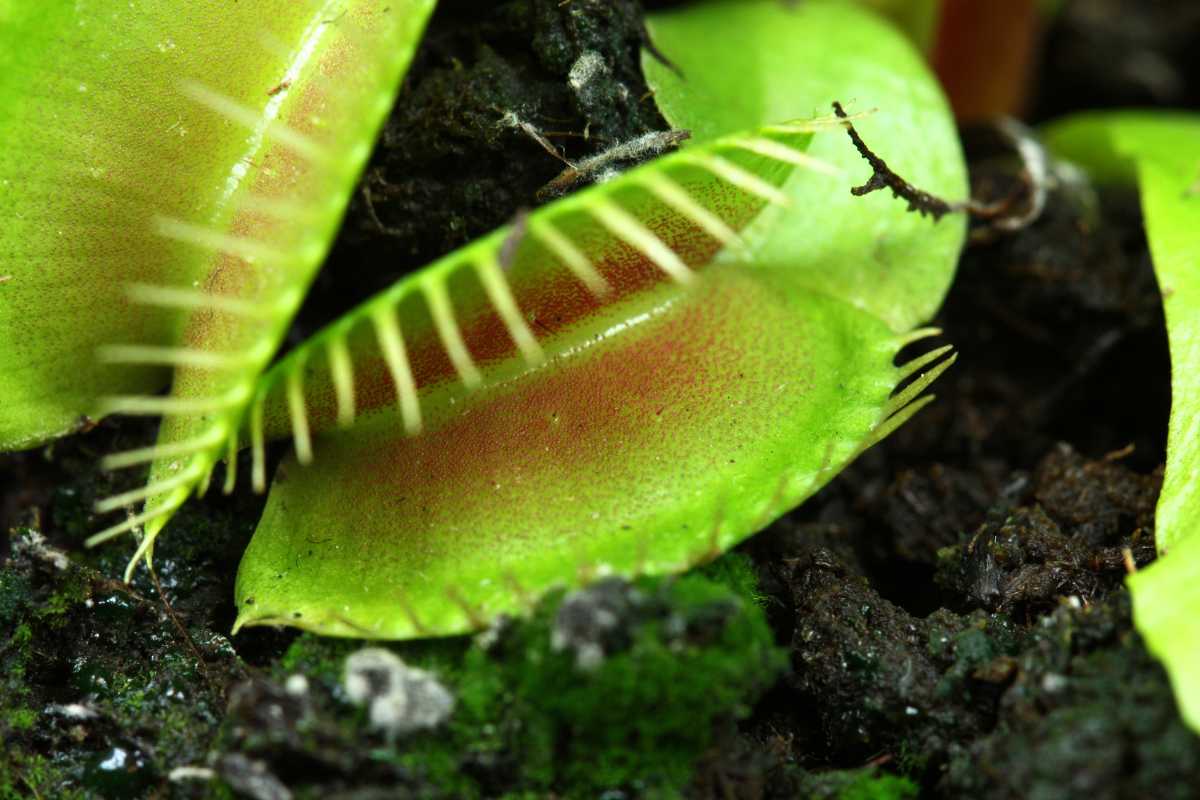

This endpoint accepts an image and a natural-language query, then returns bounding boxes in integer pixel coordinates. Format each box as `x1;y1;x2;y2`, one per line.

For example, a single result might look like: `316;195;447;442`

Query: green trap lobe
237;264;904;638
85;1;436;565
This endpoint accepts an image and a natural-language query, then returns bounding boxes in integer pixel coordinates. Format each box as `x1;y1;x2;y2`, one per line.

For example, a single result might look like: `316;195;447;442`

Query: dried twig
833;101;1043;230
498;110;575;167
833;101;955;220
146;561;220;688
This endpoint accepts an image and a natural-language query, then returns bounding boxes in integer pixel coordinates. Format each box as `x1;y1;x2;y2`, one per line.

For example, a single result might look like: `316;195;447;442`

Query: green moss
250;574;784;798
782;767;919;800
400;575;783;796
837;772;919;800
1;523;244;800
6;708;36;731
0;753;89;800
279;634;360;683
695;550;766;607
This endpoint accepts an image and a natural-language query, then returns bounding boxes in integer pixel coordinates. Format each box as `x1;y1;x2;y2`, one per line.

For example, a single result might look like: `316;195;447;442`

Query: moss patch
221;573;785;798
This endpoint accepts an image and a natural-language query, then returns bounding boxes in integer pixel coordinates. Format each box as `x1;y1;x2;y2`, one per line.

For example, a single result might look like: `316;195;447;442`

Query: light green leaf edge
642;0;968;335
1043;110;1200;730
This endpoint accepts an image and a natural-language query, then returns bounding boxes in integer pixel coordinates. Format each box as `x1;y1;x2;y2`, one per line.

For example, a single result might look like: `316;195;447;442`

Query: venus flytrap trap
2;0;966;640
1044;112;1200;731
0;0;430;459
0;1;394;450
75;1;438;575
230;114;957;638
228;0;967;638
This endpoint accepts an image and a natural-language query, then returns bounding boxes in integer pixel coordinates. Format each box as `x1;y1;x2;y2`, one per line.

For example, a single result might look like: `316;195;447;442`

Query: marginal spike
250;388;268;493
154;217;288;264
882;351;958;419
126;283;271;318
223;430;239;495
102;427;228;470
527;217;612;298
422;278;483;389
100;386;248;416
895;344;955;384
195;461;215;498
472;254;545;367
97;344;251;370
122;484;184;580
589;197;695;285
681;153;791;206
863;395;938;452
178;79;330;165
124;529;160;583
894;326;943;349
370;307;422;436
286;361;314;466
94;463;205;514
726;136;842;176
636;172;740;248
85;501;177;548
326;335;356;428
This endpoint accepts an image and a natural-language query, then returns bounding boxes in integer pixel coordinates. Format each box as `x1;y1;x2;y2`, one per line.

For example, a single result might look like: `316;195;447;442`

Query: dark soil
3;1;1200;799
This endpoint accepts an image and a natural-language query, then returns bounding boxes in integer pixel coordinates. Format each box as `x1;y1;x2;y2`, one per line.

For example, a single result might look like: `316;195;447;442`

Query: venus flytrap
3;0;966;640
230;115;957;638
229;0;967;638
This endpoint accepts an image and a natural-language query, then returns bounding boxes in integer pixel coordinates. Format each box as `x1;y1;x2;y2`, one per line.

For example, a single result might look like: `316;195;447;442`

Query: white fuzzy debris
343;648;454;739
169;766;217;783
284;674;309;697
13;530;70;570
1041;673;1069;693
568;50;608;102
540;129;690;198
47;703;98;720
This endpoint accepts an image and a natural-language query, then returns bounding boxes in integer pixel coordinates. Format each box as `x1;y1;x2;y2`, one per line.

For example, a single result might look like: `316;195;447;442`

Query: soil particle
739;113;1187;795
889;158;1167;471
936;444;1160;616
783;544;1008;762
751;442;1192;795
939;593;1200;800
217;753;293;800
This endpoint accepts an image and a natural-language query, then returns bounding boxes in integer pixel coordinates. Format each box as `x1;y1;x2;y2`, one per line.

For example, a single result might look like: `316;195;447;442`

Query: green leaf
74;1;437;575
642;0;967;332
0;3;326;449
1044;111;1200;730
233;12;963;637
